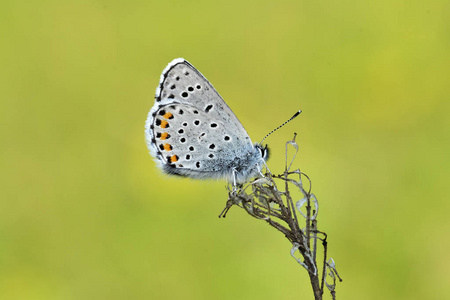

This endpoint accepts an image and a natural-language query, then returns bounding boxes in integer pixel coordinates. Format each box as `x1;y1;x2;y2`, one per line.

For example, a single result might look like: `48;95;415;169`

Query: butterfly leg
232;168;238;192
256;163;266;178
259;159;273;179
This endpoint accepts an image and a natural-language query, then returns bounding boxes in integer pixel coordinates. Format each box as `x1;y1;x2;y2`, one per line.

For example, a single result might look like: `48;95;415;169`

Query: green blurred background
1;0;449;299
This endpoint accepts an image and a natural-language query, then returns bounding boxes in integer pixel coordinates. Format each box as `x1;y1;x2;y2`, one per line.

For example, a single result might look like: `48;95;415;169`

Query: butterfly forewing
156;60;252;145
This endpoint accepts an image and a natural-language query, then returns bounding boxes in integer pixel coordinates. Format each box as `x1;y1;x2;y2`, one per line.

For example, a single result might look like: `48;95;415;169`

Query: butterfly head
255;143;270;162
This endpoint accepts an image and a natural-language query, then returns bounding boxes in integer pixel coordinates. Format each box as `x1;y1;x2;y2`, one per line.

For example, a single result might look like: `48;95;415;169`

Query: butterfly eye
259;145;270;160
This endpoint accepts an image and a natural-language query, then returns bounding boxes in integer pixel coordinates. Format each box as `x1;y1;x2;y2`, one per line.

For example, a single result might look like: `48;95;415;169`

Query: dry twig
220;134;342;300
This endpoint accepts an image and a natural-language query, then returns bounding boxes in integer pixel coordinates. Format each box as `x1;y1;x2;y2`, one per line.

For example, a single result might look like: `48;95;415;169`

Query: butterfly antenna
260;110;302;144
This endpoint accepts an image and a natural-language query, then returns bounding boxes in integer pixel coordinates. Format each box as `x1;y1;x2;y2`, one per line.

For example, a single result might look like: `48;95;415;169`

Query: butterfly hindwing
150;102;257;180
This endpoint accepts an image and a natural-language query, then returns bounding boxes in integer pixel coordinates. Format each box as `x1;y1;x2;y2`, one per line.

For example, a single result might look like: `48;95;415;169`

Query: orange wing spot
170;155;178;162
160;120;169;128
163;144;172;151
160;132;169;140
163;112;173;119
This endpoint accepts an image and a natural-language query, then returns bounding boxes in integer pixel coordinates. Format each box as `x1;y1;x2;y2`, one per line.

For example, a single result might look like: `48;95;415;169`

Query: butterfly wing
155;59;252;140
145;59;260;181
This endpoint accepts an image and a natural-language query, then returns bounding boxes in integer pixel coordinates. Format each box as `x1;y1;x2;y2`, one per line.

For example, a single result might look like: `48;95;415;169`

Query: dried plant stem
221;134;341;299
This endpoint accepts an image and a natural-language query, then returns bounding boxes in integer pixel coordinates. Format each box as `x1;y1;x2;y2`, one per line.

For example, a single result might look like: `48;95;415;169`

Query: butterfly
145;58;270;184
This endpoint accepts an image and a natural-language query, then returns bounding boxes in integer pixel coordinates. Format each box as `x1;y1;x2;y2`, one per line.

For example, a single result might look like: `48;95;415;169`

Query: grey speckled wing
145;58;267;183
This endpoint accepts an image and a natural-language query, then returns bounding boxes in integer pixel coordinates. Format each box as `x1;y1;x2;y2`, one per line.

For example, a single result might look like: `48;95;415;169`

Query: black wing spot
208;154;214;159
209;144;215;149
185;154;191;160
205;105;213;112
210;123;217;128
158;110;166;116
193;110;199;114
188;86;194;92
156;133;161;138
189;146;195;151
170;85;176;90
155;119;161;126
196;85;201;89
182;122;188;127
165;164;176;170
224;136;230;141
180;138;186;143
168;94;175;99
185;71;190;76
159;144;164;151
170;105;176;110
179;109;184;115
175;76;180;81
178;129;184;134
181;92;188;98
194;120;200;126
196;162;200;168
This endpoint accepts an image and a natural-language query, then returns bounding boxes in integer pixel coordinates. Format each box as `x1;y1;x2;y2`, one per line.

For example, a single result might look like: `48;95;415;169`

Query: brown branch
221;135;341;299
